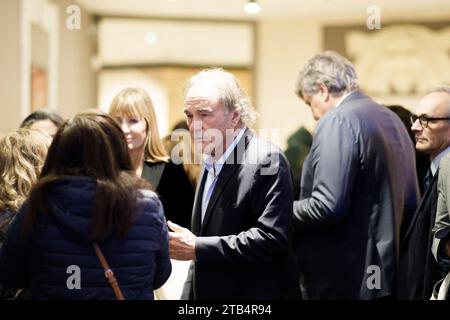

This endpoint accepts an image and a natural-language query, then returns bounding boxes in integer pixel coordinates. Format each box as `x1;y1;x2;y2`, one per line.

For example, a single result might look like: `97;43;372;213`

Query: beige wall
256;19;321;150
0;0;97;133
53;0;97;119
0;0;21;133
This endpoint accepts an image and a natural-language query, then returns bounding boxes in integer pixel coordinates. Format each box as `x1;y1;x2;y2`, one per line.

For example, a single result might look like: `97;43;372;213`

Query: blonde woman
0;128;52;238
109;87;194;229
0;128;51;299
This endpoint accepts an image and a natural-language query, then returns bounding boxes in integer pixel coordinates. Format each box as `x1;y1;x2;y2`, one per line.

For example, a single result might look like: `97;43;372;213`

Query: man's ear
231;110;242;127
317;82;330;101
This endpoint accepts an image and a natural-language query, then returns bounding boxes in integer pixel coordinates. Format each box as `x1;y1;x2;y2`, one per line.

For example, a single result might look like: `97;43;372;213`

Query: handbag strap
93;243;125;300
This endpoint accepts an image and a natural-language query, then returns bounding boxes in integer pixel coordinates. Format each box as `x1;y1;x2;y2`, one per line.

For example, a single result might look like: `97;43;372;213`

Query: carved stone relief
346;25;450;95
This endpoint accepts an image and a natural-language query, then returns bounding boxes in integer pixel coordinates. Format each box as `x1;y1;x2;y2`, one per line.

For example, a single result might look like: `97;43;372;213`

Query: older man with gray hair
169;68;300;300
292;51;419;299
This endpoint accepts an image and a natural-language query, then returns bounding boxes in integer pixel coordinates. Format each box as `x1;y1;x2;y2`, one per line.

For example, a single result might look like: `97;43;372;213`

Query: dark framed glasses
410;114;450;128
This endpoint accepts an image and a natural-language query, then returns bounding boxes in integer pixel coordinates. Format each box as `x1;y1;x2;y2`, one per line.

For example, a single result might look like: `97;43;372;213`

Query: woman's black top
142;160;195;229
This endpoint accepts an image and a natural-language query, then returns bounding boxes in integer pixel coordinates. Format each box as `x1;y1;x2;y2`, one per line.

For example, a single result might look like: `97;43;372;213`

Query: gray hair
184;67;258;126
295;51;359;99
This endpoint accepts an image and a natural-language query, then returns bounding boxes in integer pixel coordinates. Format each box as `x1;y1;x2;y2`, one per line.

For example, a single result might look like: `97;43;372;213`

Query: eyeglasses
410;114;450;128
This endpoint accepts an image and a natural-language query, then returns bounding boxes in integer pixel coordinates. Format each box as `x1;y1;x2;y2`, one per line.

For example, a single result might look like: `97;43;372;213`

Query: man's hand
168;221;196;261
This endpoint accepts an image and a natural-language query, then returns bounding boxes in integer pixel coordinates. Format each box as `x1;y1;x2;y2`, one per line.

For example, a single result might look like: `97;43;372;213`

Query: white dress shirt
201;129;245;222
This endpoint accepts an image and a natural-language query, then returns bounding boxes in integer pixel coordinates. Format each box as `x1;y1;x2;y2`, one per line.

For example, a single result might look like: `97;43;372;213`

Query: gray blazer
432;154;450;264
181;129;300;300
293;91;420;299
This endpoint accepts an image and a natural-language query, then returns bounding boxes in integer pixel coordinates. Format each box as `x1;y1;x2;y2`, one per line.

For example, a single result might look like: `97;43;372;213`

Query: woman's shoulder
137;189;158;202
134;189;166;226
136;189;160;204
136;189;164;214
0;209;15;235
0;209;15;220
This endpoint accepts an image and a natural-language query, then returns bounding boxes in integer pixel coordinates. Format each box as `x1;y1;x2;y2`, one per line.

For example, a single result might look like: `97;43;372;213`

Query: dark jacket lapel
200;129;253;233
402;170;439;246
191;168;207;235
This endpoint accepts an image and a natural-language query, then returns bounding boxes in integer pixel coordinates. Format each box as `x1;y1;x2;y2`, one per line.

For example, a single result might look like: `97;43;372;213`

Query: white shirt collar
334;92;353;108
203;128;246;177
431;146;450;175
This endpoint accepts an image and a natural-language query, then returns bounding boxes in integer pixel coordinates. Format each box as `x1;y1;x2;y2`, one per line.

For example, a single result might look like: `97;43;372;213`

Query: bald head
419;91;450;116
412;89;450;160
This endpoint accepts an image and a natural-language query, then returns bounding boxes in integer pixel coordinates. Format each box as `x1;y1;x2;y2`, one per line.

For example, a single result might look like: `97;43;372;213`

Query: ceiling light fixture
244;0;261;14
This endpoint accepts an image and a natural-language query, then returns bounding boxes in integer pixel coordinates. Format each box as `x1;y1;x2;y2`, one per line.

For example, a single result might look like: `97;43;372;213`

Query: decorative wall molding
346;24;450;95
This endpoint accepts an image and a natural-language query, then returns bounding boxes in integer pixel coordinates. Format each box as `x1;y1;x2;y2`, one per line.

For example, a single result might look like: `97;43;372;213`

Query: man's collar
333;91;353;108
204;128;246;176
431;145;450;175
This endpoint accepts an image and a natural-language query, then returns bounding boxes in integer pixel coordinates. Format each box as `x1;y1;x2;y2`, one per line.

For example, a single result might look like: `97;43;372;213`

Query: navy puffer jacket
0;176;171;299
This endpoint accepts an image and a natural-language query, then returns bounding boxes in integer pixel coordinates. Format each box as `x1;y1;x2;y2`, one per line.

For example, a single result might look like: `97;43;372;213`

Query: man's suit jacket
432;155;450;265
181;129;300;300
398;171;446;299
293;91;420;299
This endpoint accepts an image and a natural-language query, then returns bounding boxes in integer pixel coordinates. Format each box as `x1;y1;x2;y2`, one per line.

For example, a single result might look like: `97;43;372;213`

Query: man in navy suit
292;51;419;299
399;86;450;299
168;68;299;300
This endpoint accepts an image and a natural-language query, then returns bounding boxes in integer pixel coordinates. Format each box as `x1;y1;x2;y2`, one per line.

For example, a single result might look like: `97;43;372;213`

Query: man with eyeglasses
399;86;450;300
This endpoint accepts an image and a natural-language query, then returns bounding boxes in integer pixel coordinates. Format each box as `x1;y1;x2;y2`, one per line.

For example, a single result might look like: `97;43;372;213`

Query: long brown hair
25;111;150;241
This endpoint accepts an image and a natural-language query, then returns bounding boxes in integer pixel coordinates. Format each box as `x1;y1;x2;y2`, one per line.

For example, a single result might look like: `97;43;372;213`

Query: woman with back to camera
0;128;52;299
0;111;171;299
109;87;194;229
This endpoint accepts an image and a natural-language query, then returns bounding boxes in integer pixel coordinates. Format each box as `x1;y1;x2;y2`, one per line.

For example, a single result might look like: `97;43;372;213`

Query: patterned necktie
423;168;433;191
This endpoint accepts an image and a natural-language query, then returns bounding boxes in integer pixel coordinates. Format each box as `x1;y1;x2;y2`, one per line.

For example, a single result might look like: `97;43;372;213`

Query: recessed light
144;32;158;44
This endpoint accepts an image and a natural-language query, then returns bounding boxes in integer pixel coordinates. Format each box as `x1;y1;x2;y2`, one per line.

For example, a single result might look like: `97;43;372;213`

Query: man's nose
411;119;422;132
189;120;202;139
